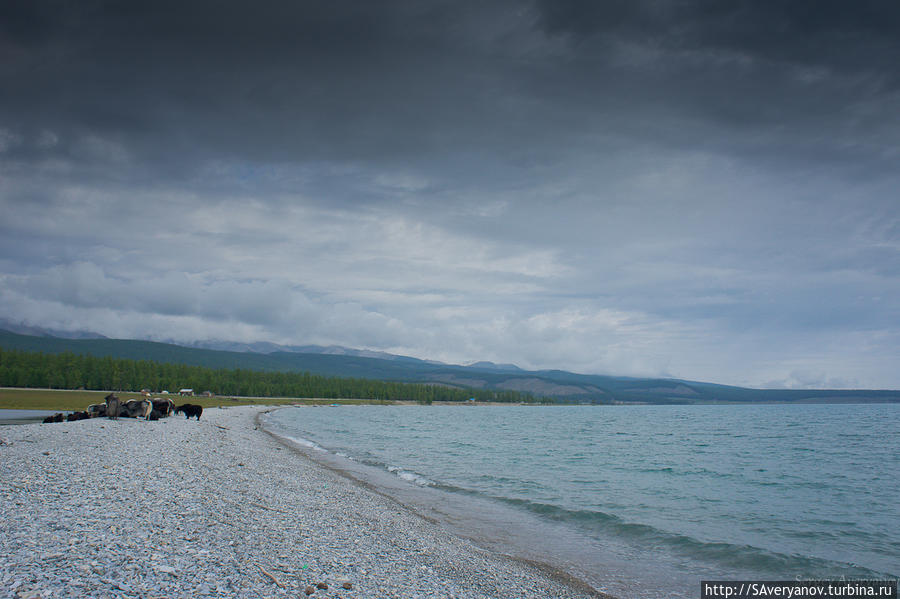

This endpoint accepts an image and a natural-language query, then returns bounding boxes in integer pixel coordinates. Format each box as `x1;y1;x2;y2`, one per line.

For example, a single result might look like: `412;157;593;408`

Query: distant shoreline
3;386;898;416
0;387;553;412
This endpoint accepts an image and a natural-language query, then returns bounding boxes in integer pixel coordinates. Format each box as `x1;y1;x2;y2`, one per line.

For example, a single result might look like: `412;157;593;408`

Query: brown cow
151;398;175;417
105;393;121;420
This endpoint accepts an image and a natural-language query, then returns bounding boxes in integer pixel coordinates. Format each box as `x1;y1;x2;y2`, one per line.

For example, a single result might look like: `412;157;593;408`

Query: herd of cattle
42;393;204;424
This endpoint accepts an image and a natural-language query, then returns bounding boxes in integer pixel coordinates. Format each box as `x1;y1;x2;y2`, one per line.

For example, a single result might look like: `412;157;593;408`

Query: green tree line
0;348;542;403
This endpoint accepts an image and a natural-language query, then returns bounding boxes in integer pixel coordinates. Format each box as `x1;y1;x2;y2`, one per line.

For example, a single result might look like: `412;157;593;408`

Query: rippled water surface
264;404;900;597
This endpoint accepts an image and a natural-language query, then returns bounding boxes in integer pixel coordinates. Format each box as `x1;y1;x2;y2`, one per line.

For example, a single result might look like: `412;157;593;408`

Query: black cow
42;413;65;424
151;398;175;417
66;411;91;422
175;404;203;420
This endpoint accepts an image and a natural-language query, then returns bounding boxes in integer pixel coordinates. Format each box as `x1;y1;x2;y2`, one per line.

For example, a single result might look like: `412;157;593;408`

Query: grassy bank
0;388;401;411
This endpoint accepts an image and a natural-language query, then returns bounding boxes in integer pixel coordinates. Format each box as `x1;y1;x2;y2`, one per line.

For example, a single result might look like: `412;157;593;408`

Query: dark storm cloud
2;0;899;387
537;0;900;69
2;1;522;173
3;0;894;181
531;0;900;174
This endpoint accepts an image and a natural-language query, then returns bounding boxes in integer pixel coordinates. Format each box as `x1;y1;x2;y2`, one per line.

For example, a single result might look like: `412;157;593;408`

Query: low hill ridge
1;329;898;404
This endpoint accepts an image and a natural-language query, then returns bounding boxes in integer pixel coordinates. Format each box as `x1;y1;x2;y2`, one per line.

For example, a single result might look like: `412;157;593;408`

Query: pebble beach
0;405;604;599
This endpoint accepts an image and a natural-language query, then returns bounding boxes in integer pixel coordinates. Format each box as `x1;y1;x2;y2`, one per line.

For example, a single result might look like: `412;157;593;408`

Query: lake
262;404;900;598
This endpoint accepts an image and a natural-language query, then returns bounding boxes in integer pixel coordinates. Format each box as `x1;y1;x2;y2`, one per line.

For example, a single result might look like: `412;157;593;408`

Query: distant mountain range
174;338;449;365
1;327;898;404
0;319;109;340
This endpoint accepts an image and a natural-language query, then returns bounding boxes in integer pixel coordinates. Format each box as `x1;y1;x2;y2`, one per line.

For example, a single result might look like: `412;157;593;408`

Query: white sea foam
387;465;434;486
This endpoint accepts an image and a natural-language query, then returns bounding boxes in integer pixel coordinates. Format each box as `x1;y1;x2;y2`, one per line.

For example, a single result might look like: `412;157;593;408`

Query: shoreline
0;405;613;598
256;407;612;599
0;409;72;427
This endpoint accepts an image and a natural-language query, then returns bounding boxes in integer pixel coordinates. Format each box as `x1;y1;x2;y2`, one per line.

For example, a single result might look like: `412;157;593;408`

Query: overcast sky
2;1;899;388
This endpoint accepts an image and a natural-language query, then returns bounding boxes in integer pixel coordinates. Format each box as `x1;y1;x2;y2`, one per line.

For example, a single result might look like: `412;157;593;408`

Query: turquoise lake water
264;404;900;598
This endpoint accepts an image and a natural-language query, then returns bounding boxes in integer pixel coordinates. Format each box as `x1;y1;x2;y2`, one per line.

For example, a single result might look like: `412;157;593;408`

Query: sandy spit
0;405;603;599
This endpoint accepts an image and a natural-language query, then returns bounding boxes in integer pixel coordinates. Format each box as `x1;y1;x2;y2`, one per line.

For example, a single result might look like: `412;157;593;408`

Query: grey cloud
3;0;891;187
3;1;518;167
533;0;900;172
1;1;899;387
536;0;900;76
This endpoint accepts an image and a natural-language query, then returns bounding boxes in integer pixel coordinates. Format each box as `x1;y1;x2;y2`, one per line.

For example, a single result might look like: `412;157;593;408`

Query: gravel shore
1;405;601;599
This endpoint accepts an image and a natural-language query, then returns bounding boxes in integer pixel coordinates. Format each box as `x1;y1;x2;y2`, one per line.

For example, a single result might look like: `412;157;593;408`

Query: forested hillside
0;348;540;403
2;330;898;404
